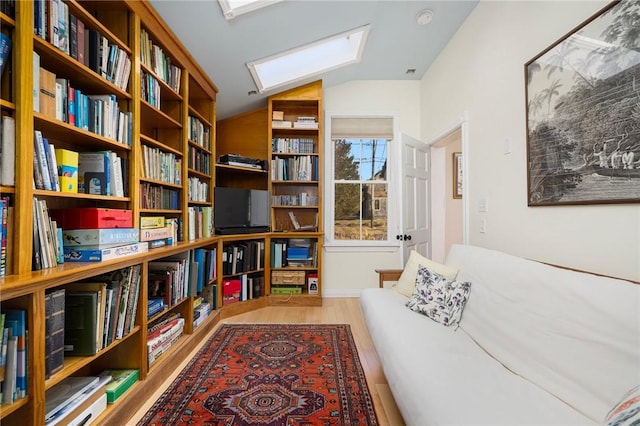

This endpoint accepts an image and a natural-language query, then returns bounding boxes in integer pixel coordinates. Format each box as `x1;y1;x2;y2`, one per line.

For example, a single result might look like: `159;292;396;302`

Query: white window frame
324;111;401;252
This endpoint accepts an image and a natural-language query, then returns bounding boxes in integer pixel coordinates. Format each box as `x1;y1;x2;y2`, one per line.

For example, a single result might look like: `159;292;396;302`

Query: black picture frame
525;1;640;206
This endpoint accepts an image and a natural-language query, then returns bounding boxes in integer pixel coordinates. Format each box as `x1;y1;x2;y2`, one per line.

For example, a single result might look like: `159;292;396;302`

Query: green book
99;369;139;403
64;292;98;356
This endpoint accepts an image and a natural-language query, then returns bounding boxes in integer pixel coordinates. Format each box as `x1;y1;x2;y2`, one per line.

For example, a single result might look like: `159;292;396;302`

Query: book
2;335;17;403
33;51;40;112
44;288;65;378
4;310;26;398
54;148;78;193
139;226;172;242
78;152;109;195
45;140;61;192
46;379;109;426
44;376;99;423
140;216;165;229
65;282;107;350
0;33;10;78
63;242;148;262
1;115;15;186
39;67;57;119
62;228;139;247
34;130;53;191
64;291;99;356
98;369;139;403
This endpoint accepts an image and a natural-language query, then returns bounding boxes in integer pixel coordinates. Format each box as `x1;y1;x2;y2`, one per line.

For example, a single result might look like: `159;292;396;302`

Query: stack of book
44;375;112;426
147;313;184;367
140;219;175;250
193;298;211;328
272;110;292;128
293;116;318;129
49;208;148;263
0;309;27;403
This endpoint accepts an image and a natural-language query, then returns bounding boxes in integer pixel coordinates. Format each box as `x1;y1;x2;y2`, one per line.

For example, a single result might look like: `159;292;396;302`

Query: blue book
194;248;205;292
4;310;26;399
0;32;11;76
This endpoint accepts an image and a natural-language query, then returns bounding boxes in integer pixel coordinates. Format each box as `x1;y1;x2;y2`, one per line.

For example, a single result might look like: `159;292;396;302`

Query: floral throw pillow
406;265;472;328
603;384;640;426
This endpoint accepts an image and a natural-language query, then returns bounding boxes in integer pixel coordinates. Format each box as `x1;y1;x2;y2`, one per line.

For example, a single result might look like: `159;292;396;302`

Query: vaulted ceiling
149;0;478;120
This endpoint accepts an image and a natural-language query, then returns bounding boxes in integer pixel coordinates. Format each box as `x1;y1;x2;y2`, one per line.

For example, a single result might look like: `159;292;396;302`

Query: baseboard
322;288;364;298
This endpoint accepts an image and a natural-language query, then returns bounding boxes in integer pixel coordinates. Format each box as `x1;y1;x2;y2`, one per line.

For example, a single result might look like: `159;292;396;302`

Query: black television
214;187;270;234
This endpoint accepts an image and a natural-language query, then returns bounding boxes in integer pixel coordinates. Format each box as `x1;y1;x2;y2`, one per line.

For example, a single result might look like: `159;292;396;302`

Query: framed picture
453;152;462;199
525;1;640;206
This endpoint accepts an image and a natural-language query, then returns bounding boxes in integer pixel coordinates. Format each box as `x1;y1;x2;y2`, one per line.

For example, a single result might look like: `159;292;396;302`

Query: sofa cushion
445;244;640;423
406;265;471;327
394;250;458;297
603;385;640;426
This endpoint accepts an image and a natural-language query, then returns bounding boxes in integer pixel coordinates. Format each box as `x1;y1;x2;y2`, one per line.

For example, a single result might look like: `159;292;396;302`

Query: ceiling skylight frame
218;0;283;20
247;24;371;94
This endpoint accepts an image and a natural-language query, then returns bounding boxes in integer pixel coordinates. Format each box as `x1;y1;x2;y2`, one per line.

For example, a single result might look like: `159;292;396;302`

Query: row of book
141;183;179;210
44;369;138;425
271;238;318;268
34;0;132;91
0;196;13;276
188;115;210;150
272;137;316;154
64;265;142;356
0;32;10;81
148;255;191;309
147;313;184;368
35;57;132;146
188;146;211;175
0;309;27;404
221;241;265;276
34;132;127;197
222;274;264;305
187;206;213;241
141;144;182;185
140;28;182;93
271;155;320;181
0;0;14;18
33;197;63;270
141;70;161;108
187;176;209;203
272;192;319;206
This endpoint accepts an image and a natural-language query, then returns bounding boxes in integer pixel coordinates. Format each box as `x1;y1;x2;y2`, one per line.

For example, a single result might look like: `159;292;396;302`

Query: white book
34;130;52;191
109;152;124;197
1;115;15;185
47;143;61;192
2;336;17;403
33;52;40;112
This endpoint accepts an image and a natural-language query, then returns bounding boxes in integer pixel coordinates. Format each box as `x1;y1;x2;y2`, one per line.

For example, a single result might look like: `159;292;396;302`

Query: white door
401;133;430;263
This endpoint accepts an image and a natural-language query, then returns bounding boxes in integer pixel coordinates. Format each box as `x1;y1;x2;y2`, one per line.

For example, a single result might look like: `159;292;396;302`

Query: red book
77;19;85;65
67;84;76;126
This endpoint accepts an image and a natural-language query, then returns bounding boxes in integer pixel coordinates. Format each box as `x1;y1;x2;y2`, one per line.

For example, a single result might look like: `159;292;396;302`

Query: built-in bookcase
0;1;219;424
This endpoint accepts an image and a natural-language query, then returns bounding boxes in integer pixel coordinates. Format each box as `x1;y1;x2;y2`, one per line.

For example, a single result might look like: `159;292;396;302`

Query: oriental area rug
138;323;379;425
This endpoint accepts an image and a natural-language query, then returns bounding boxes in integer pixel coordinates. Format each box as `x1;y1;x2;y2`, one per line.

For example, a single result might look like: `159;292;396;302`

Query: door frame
425;113;469;261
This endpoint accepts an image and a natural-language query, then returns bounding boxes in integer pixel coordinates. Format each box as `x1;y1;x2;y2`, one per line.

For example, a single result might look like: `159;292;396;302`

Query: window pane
334;183;361;240
360;139;388;181
361;183;387;241
334;139;360;180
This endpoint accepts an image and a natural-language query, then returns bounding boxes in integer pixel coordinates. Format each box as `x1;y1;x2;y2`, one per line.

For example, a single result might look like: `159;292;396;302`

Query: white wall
420;0;640;281
322;80;422;295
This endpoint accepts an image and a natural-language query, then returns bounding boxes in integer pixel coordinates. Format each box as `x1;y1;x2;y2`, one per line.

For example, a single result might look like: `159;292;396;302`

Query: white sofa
360;244;640;425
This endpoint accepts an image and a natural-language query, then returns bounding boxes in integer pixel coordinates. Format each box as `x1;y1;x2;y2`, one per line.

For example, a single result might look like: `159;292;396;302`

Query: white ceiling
149;0;478;120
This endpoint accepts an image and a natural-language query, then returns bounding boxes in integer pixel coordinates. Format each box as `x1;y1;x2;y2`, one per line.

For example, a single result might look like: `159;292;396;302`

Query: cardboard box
99;369;139;403
50;208;133;229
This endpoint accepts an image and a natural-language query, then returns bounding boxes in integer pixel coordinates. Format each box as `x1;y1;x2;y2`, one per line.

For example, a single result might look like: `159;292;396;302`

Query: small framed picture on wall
453;152;462;199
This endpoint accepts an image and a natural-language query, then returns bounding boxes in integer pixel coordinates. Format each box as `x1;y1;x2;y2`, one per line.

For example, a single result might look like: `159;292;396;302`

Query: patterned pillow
406;265;472;328
603;385;640;426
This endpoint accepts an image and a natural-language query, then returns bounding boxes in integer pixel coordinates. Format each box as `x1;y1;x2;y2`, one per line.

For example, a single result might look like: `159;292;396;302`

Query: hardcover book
39;67;57;119
44;288;65;379
78;152;109;195
54;148;78;193
64;291;99;356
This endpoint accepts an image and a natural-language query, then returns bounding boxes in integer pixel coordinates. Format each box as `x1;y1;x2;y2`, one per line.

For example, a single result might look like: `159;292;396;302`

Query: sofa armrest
375;269;403;288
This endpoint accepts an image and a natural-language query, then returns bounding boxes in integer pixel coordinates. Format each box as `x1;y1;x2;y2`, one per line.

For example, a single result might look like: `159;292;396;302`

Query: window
325;115;398;248
247;25;370;93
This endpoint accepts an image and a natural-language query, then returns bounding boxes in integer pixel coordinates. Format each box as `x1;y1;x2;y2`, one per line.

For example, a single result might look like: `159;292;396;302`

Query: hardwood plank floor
129;298;405;425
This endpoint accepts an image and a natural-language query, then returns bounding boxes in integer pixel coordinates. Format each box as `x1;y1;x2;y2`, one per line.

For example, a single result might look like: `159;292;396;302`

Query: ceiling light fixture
218;0;282;20
416;9;433;26
247;24;371;94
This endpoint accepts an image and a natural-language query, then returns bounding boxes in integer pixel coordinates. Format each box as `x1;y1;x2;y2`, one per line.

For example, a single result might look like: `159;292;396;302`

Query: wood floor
129;298;405;425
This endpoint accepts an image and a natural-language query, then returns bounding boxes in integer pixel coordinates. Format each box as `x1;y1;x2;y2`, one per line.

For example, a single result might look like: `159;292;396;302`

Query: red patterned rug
138;323;378;425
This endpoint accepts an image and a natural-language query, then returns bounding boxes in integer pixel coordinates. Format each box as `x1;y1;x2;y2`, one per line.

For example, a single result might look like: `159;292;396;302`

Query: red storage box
222;279;241;305
49;208;133;229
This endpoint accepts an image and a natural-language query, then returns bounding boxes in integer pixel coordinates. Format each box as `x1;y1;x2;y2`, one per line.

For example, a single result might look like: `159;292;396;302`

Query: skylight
218;0;282;20
247;25;371;94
